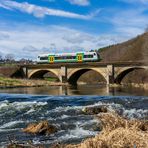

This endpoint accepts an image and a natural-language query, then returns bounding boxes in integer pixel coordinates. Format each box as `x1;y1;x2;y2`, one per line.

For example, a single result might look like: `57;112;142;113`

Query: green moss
44;77;58;82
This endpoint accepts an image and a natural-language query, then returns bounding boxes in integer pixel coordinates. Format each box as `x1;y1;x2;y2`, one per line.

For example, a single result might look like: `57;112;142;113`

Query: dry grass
56;113;148;148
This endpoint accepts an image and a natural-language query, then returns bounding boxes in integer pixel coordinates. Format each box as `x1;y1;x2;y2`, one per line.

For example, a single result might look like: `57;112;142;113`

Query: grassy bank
0;77;67;88
0;77;22;87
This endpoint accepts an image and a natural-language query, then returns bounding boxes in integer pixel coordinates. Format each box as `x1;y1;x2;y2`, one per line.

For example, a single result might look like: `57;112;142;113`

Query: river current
0;85;148;147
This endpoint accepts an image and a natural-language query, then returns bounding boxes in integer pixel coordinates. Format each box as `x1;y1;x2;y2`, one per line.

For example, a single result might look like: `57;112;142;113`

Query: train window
40;56;48;60
55;56;76;60
67;56;71;59
54;56;76;60
84;55;87;58
70;56;76;59
55;56;61;60
84;55;93;58
89;55;93;58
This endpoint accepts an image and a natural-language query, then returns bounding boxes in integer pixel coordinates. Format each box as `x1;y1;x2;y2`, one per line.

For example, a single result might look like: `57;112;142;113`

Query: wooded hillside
99;32;148;62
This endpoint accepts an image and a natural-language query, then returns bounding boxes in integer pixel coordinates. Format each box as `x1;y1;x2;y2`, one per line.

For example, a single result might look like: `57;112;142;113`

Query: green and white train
37;51;100;64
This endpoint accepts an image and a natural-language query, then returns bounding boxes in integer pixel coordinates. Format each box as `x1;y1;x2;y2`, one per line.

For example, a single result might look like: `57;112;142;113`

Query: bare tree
145;25;148;32
5;53;15;62
0;52;3;61
0;55;2;61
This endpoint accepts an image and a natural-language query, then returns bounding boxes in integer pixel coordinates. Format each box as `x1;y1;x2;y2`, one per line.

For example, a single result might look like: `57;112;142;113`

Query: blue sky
0;0;148;59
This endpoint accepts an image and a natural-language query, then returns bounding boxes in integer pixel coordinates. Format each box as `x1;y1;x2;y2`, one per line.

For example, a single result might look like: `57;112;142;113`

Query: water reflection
0;85;148;96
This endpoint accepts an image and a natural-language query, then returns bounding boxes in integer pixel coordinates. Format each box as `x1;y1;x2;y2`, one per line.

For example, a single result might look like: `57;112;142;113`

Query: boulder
22;120;57;135
82;105;108;115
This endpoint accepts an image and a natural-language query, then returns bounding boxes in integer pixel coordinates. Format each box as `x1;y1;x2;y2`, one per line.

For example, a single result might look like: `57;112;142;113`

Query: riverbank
109;83;148;90
0;77;67;88
0;77;148;90
123;83;148;90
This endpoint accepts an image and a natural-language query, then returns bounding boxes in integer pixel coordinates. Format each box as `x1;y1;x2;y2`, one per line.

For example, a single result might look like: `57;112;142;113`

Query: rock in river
82;105;108;115
22;120;57;135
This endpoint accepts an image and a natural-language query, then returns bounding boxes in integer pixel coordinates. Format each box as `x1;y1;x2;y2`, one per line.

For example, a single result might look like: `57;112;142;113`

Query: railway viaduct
20;62;148;85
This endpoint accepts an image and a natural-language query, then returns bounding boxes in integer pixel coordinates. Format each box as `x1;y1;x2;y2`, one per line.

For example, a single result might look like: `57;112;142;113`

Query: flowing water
0;85;148;147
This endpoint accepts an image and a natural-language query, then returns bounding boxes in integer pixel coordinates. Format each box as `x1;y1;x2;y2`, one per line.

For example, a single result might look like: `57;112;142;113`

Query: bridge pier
107;65;115;85
22;67;28;78
59;66;67;83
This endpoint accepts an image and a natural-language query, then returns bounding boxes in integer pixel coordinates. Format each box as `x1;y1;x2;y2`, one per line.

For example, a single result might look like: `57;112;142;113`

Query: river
0;85;148;96
0;85;148;147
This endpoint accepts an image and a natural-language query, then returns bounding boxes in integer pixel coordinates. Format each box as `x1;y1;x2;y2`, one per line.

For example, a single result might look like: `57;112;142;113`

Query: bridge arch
115;67;147;84
28;69;59;80
67;68;107;85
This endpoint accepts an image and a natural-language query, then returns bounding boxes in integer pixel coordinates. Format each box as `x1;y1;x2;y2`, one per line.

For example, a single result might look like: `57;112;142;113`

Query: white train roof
38;51;96;57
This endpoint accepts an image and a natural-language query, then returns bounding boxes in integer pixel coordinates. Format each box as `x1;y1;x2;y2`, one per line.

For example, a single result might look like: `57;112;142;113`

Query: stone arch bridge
21;62;148;85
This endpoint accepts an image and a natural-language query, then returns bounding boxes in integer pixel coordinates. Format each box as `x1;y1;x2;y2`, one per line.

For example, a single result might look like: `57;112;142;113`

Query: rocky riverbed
5;100;148;148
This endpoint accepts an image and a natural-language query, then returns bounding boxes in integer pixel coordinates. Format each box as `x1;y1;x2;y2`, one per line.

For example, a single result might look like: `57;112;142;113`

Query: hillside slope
99;32;148;62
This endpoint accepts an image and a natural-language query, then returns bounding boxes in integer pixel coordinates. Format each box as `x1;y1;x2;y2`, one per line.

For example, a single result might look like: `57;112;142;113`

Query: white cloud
66;0;90;6
0;32;10;40
116;27;144;37
106;8;147;37
0;3;12;10
0;24;126;60
0;0;92;19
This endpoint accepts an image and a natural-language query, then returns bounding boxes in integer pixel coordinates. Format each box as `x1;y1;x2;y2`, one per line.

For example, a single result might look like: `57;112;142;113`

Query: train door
49;56;54;63
77;53;83;62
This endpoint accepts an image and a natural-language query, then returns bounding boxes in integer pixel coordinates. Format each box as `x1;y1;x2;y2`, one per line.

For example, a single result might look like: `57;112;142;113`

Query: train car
37;51;100;64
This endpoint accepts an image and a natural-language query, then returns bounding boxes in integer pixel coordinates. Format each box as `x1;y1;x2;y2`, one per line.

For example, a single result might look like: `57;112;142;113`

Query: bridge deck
20;61;148;68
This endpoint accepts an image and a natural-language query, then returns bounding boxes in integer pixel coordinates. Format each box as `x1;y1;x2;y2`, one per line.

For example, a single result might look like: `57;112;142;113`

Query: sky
0;0;148;60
